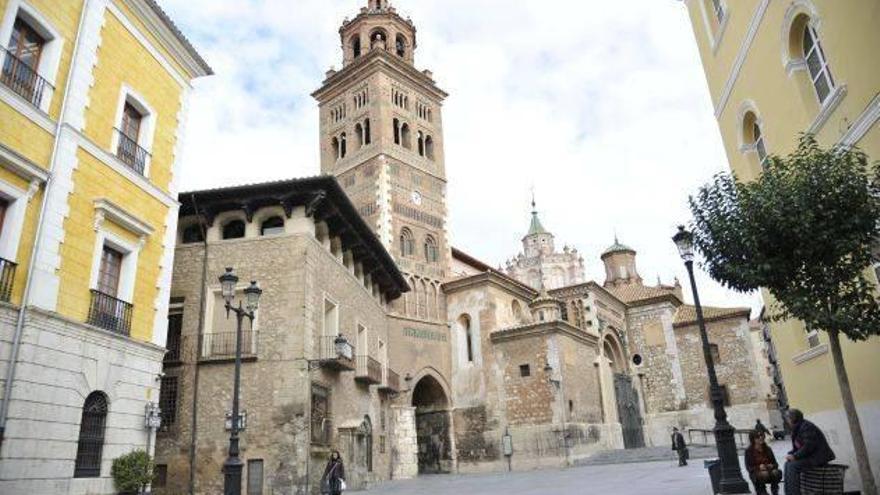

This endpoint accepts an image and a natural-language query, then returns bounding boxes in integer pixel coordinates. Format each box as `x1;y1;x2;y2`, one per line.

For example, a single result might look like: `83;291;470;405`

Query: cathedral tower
313;0;449;315
601;237;642;287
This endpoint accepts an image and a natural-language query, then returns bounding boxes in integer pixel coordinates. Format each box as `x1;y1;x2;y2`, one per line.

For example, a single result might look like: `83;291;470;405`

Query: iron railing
318;335;355;371
1;46;52;108
355;355;383;384
0;257;16;303
87;289;133;336
202;330;259;359
114;128;149;175
379;368;400;393
687;428;752;449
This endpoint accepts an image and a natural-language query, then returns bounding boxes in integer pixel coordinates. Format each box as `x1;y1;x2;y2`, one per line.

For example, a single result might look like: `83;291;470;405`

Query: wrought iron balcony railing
318;335;355;371
114;128;149;175
1;46;52;108
202;330;259;359
355;355;383;384
87;289;133;336
0;257;16;303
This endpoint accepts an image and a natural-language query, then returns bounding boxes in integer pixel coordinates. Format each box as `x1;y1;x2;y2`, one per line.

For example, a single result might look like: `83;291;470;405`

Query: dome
601;236;635;257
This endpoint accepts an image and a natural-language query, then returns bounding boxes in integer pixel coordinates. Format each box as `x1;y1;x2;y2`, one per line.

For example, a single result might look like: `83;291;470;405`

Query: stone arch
425;135;435;160
780;0;821;68
400;122;412;149
410;370;453;474
602;330;626;374
395;33;408;58
351;34;362;58
369;28;388;51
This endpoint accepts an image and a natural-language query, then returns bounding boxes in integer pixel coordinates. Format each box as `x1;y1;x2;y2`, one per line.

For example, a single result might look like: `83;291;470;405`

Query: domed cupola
601;236;642;287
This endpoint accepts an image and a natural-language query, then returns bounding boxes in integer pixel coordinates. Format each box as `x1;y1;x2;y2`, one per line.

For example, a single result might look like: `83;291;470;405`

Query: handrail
114;128;150;175
0;45;53;108
87;289;133;336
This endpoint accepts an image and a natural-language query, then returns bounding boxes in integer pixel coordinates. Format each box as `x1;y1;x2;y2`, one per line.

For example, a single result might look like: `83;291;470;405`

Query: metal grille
159;376;178;430
203;330;258;358
0;257;16;302
247;459;264;495
801;464;847;495
74;392;108;478
1;45;52;108
87;289;133;336
114;127;149;175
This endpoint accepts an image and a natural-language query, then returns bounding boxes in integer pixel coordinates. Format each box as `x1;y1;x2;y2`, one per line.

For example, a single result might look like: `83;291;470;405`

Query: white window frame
111;85;157;177
0;0;63;112
0;178;29;261
322;295;339;337
357;323;368;357
698;0;729;52
802;24;834;105
89;229;140;304
202;285;260;357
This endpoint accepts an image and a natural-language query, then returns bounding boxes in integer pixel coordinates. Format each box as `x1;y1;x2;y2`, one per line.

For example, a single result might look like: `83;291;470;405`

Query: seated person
745;430;782;495
783;408;835;495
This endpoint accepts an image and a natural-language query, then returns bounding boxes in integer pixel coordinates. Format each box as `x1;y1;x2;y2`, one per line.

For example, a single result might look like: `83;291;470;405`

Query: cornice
0;141;50;183
490;320;598;346
122;0;213;78
312;50;447;102
442;270;537;301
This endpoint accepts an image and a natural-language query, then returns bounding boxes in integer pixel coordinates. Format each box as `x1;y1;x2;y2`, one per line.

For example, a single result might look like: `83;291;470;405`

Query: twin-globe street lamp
672;226;749;494
219;267;262;495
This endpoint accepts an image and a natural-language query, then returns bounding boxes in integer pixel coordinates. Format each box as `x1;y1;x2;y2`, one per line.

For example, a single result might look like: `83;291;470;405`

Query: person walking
321;450;346;495
745;430;782;495
671;427;688;467
754;419;771;439
784;408;835;495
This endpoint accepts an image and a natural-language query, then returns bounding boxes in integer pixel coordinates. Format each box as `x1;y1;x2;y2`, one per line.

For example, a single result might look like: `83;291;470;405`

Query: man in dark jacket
671;427;688;467
784;408;835;495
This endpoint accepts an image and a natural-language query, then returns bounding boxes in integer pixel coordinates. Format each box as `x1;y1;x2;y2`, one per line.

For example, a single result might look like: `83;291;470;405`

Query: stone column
391;406;418;479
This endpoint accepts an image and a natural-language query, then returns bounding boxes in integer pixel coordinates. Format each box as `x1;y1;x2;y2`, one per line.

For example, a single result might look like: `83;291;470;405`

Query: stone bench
800;464;848;495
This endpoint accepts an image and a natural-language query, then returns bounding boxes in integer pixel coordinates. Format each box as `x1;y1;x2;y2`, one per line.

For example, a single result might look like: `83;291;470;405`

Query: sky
161;0;763;313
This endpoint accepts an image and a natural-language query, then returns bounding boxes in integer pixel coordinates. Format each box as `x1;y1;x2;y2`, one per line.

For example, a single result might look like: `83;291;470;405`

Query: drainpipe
187;193;209;495
0;0;92;454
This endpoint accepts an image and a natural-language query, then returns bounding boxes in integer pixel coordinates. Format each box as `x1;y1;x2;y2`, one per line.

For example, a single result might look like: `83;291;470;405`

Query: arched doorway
603;332;645;449
411;375;451;474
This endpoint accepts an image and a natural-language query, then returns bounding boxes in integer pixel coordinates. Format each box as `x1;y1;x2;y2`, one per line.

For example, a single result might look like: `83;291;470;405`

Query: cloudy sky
162;0;762;313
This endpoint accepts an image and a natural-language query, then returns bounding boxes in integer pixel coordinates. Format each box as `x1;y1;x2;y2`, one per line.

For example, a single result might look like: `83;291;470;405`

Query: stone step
574;446;719;466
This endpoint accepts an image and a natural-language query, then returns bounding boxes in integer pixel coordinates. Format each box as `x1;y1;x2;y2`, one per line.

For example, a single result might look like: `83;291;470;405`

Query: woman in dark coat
321;450;346;495
745;430;782;495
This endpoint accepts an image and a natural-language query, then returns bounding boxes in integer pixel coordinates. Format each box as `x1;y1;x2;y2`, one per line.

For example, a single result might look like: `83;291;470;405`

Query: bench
800;464;848;495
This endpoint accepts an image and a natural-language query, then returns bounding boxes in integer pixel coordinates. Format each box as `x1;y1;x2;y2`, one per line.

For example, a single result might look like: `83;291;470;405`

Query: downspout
187;193;209;495
0;0;92;453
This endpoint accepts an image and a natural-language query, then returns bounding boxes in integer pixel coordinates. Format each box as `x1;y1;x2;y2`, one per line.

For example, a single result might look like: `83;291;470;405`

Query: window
311;384;331;445
323;298;339;337
165;311;182;363
364;118;371;145
2;18;45;105
519;364;530;377
74;392;108;478
97;245;123;297
417;131;425;156
803;24;834;104
355;123;364;149
120;102;142;142
425;136;435;161
332;136;340;159
339;132;347;158
400;123;411;149
152;465;167;488
260;216;285;236
181;223;204;244
424;235;438;263
396;34;407;57
709;343;720;364
711;0;724;22
399;228;415;257
222;220;246;240
351;36;361;58
753;122;768;168
459;314;473;363
0;198;7;235
158;376;178;430
393;118;401;145
708;385;731;407
806;329;821;348
247;459;264;495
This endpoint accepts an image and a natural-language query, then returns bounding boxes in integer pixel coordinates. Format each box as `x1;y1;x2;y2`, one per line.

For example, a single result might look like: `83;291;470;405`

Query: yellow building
0;0;210;492
681;0;880;490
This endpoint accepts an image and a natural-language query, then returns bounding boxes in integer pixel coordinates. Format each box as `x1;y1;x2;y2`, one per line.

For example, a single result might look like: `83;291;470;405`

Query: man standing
672;427;688;467
755;419;771;439
784;409;835;495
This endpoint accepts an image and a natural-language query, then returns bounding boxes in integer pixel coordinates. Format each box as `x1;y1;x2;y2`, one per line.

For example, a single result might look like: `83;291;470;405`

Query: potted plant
111;449;153;495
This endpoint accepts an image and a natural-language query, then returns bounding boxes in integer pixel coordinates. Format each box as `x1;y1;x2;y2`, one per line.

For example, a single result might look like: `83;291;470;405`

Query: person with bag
321;450;346;495
671;427;688;467
745;430;782;495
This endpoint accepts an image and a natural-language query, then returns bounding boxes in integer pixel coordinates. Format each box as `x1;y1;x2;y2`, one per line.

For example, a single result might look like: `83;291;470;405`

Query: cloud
162;0;763;313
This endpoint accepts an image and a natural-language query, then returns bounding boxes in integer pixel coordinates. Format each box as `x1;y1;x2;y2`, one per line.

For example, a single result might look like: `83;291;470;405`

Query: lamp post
219;267;262;495
672;226;749;494
543;362;570;465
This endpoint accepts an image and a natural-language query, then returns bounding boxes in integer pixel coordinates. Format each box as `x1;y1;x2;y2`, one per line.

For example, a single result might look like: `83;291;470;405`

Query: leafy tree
688;135;879;495
111;449;153;494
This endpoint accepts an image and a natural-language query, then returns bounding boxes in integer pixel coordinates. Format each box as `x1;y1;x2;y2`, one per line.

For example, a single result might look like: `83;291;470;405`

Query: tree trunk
827;329;878;495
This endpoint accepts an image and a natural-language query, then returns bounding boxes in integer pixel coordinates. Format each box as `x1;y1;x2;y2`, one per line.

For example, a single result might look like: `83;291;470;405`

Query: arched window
222;219;246;240
417;131;425;156
512;300;525;322
74;392;108;478
332;136;340;160
400;123;411;149
340;133;347;158
396;34;407;58
753;122;768;167
425;136;435;161
459;314;474;363
364;119;371;145
182;223;204;244
261;216;285;236
424;235;438;263
370;29;387;50
352;36;362;58
399;228;415;257
742;111;769;170
802;24;834;104
393;118;401;145
355;123;364;149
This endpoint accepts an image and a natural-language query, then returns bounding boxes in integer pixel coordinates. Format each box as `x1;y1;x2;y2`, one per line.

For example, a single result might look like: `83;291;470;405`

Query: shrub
111;449;153;494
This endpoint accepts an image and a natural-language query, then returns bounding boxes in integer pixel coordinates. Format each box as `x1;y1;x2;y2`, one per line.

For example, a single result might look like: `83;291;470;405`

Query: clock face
411;190;422;205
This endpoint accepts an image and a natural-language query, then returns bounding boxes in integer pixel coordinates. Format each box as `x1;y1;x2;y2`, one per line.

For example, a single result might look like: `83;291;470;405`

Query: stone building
153;1;776;492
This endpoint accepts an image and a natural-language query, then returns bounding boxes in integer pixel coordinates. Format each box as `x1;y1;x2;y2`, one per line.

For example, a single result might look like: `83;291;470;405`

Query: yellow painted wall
0;101;54;167
684;0;880;415
0;168;41;305
85;9;183;193
56;149;168;342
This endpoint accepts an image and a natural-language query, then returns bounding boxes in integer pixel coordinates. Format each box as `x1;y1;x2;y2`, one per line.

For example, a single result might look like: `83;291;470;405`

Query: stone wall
626;303;685;415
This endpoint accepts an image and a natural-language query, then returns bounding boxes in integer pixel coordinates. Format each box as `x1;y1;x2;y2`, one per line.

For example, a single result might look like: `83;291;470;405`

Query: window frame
0;178;29;262
802;24;834;104
88;229;140;304
158;375;179;431
73;391;109;478
110;85;156;177
0;2;63;112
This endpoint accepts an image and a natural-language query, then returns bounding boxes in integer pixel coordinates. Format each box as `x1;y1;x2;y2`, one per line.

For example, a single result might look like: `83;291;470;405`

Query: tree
688;135;879;495
111;450;153;494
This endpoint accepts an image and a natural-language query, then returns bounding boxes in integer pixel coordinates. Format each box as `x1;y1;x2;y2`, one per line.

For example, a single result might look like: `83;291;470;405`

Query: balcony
378;368;400;393
1;46;52;109
318;335;355;371
0;257;16;303
202;331;259;360
355;355;382;385
87;289;133;336
114;128;150;175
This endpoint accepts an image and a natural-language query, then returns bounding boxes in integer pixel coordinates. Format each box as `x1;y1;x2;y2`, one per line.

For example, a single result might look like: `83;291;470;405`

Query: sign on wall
403;327;447;342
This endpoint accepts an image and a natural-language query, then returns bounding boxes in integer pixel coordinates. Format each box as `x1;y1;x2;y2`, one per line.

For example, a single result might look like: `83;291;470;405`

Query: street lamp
219;267;262;495
672;226;749;494
543;362;570;465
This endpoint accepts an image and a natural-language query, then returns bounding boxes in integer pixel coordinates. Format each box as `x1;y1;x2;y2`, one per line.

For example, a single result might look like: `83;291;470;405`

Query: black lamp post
219;267;262;495
672;226;749;494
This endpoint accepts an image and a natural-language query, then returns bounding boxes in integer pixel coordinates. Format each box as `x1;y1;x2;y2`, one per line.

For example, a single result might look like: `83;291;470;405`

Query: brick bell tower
313;0;450;320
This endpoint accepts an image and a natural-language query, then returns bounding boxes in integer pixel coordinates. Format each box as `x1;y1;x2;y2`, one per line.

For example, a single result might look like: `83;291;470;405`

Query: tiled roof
606;284;679;304
673;305;751;327
601;236;635;256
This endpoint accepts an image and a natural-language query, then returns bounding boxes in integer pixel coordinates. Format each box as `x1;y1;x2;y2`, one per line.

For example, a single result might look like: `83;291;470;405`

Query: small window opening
223;220;246;240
